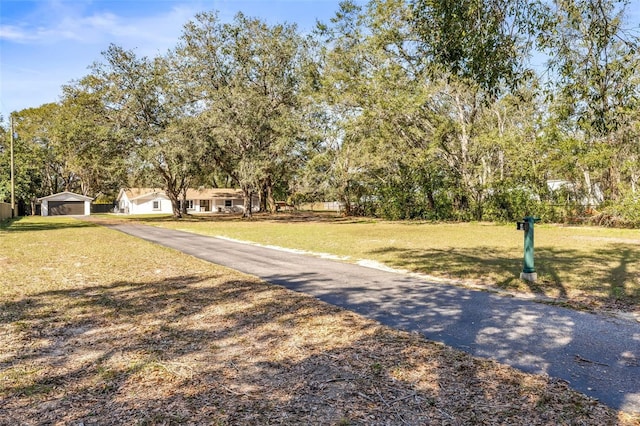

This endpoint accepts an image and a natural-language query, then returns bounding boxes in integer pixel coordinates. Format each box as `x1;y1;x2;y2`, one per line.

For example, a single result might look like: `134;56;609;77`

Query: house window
152;201;160;210
224;200;232;207
186;200;194;210
201;200;210;212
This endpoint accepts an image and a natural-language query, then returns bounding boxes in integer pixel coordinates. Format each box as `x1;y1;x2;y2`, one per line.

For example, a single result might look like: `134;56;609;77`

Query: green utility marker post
516;216;540;282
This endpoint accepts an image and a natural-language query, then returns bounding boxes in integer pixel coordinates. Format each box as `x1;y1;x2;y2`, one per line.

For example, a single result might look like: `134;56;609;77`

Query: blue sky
1;0;639;120
0;0;348;119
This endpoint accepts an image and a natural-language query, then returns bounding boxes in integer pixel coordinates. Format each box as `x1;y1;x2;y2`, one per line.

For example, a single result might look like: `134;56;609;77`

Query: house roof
118;187;245;201
118;188;167;201
37;191;93;202
185;188;244;199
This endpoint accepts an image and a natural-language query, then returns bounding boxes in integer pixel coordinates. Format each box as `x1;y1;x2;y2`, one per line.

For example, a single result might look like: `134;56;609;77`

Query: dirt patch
2;274;636;425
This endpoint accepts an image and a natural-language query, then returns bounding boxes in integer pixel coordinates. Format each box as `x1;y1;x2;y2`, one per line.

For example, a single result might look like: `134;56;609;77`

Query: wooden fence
0;202;12;221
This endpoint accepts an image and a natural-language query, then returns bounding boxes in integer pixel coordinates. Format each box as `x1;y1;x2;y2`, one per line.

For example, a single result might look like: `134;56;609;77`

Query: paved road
107;223;640;413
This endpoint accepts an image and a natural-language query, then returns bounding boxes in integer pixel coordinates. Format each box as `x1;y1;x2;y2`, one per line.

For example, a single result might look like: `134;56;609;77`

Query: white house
116;188;171;214
38;191;93;216
116;188;258;214
547;180;604;206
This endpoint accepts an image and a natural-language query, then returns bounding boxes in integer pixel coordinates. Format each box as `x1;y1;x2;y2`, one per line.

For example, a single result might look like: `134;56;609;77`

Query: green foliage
5;0;640;226
54;86;127;197
538;0;640;205
88;45;206;217
178;12;309;216
483;184;534;222
592;194;640;228
411;0;539;98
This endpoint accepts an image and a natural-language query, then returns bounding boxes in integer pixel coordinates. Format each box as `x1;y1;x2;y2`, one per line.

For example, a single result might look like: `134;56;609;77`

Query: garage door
49;201;84;215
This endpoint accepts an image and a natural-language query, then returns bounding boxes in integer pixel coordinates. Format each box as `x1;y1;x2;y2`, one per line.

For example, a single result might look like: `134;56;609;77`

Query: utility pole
10;116;15;218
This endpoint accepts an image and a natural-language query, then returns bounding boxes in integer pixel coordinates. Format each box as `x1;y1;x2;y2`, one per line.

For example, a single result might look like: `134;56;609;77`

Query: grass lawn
1;215;638;424
132;212;640;314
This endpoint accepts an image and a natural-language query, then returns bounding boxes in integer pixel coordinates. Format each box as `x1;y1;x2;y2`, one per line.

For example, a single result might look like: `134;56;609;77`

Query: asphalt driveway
105;222;640;413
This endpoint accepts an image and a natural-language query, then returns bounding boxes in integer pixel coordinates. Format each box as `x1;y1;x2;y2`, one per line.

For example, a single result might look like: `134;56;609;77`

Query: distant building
547;180;603;206
115;188;258;214
38;192;93;216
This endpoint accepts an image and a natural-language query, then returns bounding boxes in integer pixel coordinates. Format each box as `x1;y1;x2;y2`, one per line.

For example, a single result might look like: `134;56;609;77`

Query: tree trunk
342;195;352;216
605;164;620;201
163;184;182;219
426;190;435;211
259;184;268;212
181;187;188;216
242;187;253;218
265;177;276;213
258;177;277;213
475;190;484;221
167;192;182;218
582;168;593;205
453;89;476;217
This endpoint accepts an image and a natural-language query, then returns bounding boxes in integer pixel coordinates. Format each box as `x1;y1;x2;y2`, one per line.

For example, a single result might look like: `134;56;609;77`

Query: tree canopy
2;0;639;224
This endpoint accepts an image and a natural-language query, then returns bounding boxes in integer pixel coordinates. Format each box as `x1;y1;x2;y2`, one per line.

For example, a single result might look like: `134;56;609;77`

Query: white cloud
104;6;201;55
0;25;38;42
1;3;201;49
0;1;207;118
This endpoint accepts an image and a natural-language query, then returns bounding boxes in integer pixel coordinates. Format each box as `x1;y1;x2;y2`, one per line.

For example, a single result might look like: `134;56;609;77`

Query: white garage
38;192;93;216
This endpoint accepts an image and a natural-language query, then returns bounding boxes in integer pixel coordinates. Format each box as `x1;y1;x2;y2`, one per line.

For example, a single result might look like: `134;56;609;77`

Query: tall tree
411;0;540;98
309;0;371;215
178;12;308;217
13;104;75;195
311;0;440;217
1;109;55;213
53;84;128;197
89;45;205;218
539;0;640;203
409;0;541;219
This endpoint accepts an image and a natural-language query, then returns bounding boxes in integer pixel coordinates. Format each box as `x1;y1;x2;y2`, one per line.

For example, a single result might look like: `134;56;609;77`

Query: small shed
38;192;93;216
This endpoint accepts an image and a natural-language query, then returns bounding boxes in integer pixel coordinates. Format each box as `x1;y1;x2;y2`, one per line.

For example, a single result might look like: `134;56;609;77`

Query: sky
0;0;348;120
1;0;639;121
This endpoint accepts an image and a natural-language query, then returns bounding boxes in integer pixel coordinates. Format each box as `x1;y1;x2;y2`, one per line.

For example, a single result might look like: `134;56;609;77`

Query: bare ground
2;272;638;424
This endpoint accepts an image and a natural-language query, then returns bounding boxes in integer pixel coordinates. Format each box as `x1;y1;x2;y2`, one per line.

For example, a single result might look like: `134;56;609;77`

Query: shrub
589;194;640;228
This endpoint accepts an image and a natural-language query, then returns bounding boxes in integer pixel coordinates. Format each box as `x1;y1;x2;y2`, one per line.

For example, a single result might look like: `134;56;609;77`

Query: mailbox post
516;216;540;282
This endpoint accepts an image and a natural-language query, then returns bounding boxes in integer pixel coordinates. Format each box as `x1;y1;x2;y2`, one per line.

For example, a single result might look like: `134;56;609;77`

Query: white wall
40;199;91;216
118;193;259;214
130;197;173;214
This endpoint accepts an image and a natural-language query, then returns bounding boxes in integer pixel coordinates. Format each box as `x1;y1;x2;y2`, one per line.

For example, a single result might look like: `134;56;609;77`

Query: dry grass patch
1;216;637;424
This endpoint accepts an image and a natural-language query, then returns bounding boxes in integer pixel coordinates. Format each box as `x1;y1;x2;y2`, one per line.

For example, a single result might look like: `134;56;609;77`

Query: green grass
0;216;212;300
5;214;638;312
1;215;638;424
144;215;640;311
